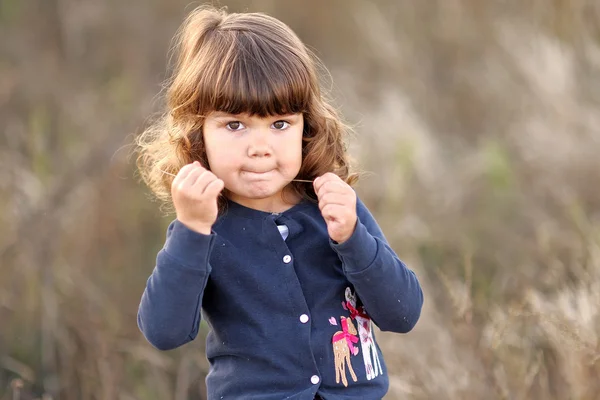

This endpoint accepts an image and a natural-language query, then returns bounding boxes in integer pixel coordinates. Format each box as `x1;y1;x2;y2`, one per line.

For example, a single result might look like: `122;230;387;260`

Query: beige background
1;0;600;399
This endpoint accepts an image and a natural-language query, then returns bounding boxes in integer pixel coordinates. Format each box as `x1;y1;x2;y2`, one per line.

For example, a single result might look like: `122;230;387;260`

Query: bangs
197;30;314;117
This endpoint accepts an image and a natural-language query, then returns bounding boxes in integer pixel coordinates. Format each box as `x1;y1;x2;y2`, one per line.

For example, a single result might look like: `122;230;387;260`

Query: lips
241;166;276;174
241;169;275;180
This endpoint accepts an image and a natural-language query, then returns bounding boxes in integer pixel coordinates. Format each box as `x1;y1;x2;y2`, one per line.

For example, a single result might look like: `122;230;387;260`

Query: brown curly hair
135;5;358;214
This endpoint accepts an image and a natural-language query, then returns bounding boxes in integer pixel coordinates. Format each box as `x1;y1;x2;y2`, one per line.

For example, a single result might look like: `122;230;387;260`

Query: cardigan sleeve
137;219;214;350
330;197;424;333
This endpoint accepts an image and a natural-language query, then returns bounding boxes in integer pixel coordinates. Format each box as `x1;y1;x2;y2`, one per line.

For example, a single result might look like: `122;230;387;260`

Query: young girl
136;5;423;400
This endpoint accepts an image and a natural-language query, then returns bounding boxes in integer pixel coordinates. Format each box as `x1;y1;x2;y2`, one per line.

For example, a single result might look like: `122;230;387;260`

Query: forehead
207;111;302;120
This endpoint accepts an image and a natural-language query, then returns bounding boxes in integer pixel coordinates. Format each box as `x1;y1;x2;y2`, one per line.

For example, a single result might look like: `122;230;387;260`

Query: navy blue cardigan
138;197;423;399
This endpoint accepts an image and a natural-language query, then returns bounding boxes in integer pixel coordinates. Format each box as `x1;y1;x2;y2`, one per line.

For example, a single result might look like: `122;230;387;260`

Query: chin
245;186;284;199
231;179;292;201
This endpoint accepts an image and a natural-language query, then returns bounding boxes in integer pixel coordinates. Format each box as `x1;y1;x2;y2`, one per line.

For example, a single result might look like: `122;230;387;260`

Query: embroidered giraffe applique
344;287;383;380
331;316;359;387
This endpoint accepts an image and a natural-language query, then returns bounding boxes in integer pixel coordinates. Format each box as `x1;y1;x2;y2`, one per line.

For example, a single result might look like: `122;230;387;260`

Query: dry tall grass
1;1;599;399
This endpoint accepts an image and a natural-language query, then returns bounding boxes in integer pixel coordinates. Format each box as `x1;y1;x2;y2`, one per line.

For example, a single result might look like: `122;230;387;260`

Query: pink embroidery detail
346;301;370;320
329;317;337;325
332;316;359;387
345;287;382;380
332;317;359;354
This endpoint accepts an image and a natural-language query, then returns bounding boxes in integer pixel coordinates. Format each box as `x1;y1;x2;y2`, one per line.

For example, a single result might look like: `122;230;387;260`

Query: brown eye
272;121;289;130
226;121;244;131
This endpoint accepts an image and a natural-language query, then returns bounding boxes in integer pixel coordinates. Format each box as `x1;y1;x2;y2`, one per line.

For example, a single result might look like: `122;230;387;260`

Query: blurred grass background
1;0;600;399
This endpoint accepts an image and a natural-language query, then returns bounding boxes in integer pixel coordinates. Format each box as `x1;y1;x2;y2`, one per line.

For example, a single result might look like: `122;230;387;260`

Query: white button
299;314;309;323
310;375;320;385
283;255;292;263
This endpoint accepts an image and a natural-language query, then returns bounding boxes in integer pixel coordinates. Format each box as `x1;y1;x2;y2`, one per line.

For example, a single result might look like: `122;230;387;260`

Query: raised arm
331;198;424;333
138;220;215;350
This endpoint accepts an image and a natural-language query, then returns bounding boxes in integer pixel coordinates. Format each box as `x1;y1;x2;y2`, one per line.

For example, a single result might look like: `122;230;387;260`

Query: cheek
290;147;303;170
204;135;240;172
282;129;304;169
208;150;238;175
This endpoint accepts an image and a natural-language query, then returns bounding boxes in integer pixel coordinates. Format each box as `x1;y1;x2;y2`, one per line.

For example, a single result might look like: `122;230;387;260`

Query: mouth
241;169;275;180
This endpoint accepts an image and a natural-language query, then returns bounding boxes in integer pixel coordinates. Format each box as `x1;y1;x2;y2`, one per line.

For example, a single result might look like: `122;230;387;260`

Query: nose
247;128;272;158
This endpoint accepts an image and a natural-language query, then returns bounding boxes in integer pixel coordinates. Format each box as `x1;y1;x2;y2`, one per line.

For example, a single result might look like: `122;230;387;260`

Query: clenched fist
171;161;225;235
313;173;357;244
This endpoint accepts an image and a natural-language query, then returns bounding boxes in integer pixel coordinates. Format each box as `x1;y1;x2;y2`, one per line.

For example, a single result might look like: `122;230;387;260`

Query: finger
204;178;225;198
192;171;218;194
316;179;350;199
321;203;345;221
318;192;350;211
181;165;206;188
172;162;197;186
313;172;340;194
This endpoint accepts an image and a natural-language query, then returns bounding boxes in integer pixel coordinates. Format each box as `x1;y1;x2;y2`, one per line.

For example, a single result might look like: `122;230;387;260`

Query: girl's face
203;111;304;212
